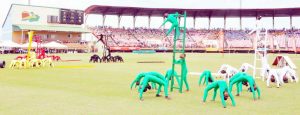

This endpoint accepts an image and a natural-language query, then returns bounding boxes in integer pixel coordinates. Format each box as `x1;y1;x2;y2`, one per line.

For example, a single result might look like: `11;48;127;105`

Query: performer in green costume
130;72;169;100
161;12;180;40
139;74;169;101
175;53;189;91
165;68;181;86
229;74;261;100
203;80;236;108
130;72;165;90
229;72;247;95
199;70;215;86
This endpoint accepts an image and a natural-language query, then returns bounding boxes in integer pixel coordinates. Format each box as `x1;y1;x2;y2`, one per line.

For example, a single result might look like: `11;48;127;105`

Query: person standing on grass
175;53;189;91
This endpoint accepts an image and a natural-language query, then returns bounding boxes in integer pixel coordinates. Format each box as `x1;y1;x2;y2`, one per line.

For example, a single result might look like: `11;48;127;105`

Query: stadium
0;0;300;114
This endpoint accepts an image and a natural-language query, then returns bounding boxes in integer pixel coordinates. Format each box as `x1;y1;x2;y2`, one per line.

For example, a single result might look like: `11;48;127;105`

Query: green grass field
0;53;299;114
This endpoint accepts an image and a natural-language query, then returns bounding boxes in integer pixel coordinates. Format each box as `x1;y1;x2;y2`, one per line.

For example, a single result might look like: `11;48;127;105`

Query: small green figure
175;53;189;91
229;74;261;100
161;12;180;39
203;80;236;108
199;70;215;86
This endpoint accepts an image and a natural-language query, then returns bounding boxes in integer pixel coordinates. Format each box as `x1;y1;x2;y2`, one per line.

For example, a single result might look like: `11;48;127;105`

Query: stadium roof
13;24;90;33
85;5;300;17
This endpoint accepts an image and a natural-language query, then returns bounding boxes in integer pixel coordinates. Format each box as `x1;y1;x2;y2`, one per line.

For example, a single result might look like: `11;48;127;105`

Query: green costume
165;69;181;87
203;80;236;108
161;12;180;40
139;74;168;100
130;72;168;100
130;72;164;90
199;70;215;86
229;74;261;100
229;72;247;94
175;58;189;91
162;12;187;93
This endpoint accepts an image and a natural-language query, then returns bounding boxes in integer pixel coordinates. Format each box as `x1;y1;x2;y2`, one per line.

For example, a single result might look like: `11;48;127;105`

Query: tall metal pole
148;16;151;28
193;16;196;29
224;15;226;29
118;15;121;28
102;15;106;26
240;0;242;9
240;0;242;30
133;16;136;28
208;16;211;29
290;15;293;29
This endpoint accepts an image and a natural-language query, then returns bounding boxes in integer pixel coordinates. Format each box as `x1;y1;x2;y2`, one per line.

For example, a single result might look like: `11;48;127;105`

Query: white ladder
253;29;268;79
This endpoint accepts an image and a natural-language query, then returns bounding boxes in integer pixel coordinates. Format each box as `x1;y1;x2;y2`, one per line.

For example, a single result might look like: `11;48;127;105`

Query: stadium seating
89;26;300;50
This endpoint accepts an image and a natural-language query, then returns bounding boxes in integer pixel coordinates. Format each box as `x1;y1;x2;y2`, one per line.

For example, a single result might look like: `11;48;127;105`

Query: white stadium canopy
43;41;67;48
0;41;22;47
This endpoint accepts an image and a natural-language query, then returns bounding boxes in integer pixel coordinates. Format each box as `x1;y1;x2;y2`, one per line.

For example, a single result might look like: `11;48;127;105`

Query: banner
110;47;140;51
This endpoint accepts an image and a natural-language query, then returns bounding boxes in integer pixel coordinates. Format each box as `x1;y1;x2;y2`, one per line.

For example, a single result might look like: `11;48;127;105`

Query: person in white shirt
260;53;270;80
265;66;298;88
249;16;262;35
217;64;239;83
240;63;254;73
277;66;298;83
266;68;282;88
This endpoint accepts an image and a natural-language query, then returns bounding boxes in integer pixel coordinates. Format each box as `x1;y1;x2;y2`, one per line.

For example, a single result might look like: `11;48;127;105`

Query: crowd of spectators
89;26;300;49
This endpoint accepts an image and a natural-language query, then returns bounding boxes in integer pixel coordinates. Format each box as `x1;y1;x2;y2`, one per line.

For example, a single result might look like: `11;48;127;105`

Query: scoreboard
60;9;84;25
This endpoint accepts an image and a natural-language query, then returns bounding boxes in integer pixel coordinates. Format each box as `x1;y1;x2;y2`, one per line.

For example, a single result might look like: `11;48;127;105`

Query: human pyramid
129;12;298;108
263;65;298;88
9;52;54;69
200;64;261;108
131;12;189;101
9;31;54;69
130;61;297;108
199;60;297;107
130;53;189;101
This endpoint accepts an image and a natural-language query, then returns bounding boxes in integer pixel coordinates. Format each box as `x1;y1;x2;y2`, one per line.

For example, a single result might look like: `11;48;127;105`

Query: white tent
0;41;22;47
20;42;40;48
43;41;67;48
